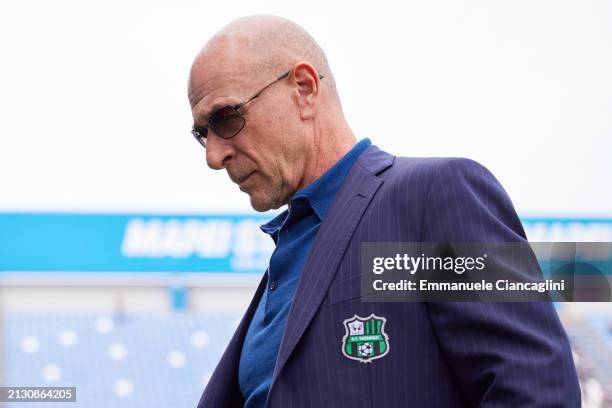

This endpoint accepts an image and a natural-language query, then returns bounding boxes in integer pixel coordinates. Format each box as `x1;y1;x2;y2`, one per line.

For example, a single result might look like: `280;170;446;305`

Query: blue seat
2;312;241;408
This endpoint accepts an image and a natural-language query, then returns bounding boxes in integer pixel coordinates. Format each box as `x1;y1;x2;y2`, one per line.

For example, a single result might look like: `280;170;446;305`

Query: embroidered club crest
341;314;389;363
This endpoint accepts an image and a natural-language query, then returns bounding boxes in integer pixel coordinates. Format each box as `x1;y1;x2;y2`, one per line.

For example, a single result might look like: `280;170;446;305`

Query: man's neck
299;133;357;190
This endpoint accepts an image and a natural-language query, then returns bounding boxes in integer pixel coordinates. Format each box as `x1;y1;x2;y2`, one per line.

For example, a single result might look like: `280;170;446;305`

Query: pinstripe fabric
197;146;580;408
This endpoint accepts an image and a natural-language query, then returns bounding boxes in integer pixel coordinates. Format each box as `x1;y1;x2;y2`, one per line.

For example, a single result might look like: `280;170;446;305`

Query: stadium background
1;1;611;407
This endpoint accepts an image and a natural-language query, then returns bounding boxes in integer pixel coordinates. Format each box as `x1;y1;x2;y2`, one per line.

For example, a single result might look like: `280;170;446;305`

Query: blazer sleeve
419;158;581;407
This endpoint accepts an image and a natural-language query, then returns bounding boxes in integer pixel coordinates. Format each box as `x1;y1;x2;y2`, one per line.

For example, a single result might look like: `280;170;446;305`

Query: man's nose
205;133;235;170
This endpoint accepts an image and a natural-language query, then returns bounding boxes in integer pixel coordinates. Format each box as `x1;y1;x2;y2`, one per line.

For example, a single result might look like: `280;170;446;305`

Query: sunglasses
191;70;324;149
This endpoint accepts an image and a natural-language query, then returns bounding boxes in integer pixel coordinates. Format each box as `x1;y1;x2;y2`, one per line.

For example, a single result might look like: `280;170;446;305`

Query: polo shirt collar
260;138;372;236
293;138;371;221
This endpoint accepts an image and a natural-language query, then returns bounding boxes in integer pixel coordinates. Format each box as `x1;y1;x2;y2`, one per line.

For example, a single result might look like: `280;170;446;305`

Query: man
188;15;580;407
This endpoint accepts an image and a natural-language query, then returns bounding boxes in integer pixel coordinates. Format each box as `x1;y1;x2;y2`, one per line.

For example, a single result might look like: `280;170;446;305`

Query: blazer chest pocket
327;274;363;305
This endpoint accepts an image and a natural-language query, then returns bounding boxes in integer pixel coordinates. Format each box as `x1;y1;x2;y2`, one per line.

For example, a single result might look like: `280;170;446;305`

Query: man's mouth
236;171;256;190
229;170;253;184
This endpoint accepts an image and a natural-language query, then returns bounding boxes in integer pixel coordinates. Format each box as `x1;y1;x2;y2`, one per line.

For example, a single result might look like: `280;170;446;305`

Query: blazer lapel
269;145;395;392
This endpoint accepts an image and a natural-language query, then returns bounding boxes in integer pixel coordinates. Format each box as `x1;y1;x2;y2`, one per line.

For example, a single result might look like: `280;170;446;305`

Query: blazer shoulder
385;156;492;184
393;156;487;171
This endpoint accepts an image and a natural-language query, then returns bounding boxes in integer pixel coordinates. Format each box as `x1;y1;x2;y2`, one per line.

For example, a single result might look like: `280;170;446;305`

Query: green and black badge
341;314;389;363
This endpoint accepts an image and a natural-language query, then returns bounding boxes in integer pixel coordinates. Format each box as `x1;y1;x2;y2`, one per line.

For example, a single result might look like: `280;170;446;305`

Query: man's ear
291;62;321;120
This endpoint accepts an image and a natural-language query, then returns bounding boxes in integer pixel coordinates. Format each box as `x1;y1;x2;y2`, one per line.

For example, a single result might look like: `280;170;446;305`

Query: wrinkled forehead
188;37;258;114
189;69;243;109
189;71;252;131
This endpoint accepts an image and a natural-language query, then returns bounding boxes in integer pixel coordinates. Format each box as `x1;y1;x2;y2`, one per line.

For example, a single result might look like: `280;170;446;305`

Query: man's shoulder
358;145;489;178
382;154;491;184
359;146;502;195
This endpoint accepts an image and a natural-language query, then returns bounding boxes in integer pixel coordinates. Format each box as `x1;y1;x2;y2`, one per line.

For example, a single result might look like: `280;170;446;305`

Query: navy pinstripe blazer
198;145;580;407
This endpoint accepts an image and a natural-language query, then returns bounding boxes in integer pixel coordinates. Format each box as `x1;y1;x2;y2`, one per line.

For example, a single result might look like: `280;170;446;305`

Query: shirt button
269;281;277;291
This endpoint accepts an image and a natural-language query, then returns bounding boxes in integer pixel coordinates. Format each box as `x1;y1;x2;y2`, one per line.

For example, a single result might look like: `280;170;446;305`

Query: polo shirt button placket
269;280;277;291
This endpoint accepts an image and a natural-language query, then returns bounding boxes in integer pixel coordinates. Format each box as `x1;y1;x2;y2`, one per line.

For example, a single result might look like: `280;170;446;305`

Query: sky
1;0;610;217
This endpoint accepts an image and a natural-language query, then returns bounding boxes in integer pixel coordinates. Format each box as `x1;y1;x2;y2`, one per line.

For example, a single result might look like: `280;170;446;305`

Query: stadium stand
562;313;612;407
2;312;240;408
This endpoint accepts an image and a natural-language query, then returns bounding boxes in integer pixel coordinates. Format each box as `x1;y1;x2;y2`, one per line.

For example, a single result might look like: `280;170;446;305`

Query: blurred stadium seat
3;312;240;408
561;313;612;407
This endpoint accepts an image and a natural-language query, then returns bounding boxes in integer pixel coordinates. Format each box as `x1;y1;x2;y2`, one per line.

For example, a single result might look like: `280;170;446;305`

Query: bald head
219;15;331;78
189;15;338;106
188;15;356;212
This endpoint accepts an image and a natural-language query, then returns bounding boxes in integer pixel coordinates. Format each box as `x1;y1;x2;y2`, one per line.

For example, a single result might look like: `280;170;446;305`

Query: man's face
189;58;308;212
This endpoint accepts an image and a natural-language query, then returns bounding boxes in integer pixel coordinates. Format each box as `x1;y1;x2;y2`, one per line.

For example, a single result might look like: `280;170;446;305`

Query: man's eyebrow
194;99;237;125
194;102;222;125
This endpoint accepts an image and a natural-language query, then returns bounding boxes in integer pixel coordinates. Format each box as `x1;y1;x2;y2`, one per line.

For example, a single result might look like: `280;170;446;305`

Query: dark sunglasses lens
210;106;245;138
191;128;208;148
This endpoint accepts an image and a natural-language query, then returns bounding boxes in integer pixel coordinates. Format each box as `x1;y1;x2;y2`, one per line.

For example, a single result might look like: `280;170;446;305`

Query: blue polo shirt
238;138;372;408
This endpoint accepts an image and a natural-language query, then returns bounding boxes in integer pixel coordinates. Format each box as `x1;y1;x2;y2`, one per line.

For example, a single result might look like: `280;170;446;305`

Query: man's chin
248;192;284;212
